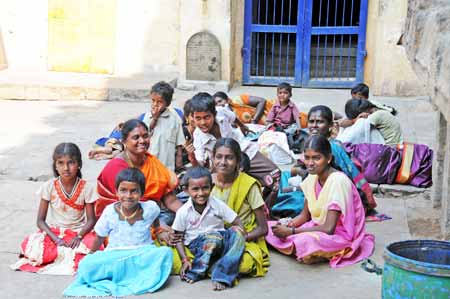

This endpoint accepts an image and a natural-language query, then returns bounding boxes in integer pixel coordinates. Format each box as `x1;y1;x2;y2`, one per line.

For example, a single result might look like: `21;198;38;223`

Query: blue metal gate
242;0;368;88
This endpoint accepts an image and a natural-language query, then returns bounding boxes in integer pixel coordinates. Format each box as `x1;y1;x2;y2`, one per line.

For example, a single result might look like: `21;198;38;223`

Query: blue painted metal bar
244;77;296;86
356;0;369;82
347;0;355;79
294;0;306;84
311;26;359;35
250;24;297;33
306;80;356;88
285;0;292;78
315;0;323;79
278;0;284;77
338;0;346;80
242;0;253;83
331;0;338;79
256;0;261;76
271;0;276;76
322;0;330;79
263;0;268;77
301;0;312;84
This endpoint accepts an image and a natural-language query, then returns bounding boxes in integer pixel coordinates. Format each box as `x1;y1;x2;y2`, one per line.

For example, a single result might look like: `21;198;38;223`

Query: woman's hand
157;231;172;245
180;260;192;279
272;224;293;239
230;225;246;236
54;237;68;247
67;236;82;249
158;229;183;246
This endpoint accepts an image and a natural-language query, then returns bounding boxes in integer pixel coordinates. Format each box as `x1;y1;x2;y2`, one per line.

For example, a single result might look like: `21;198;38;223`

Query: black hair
344;99;375;119
303;135;341;172
240;152;251;173
277;82;292;96
121;119;149;141
52;143;83;178
190;92;216;115
213;91;229;101
213;138;242;173
304;135;332;158
151;81;174;106
351;83;369;99
184;166;213;187
115;167;146;195
183;99;192;118
308;105;334;124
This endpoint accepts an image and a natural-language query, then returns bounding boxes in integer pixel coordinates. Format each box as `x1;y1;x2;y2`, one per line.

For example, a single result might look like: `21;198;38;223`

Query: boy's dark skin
174;176;244;291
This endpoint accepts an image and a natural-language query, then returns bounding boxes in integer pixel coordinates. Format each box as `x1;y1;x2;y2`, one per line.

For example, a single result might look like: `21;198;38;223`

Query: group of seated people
9;81;432;297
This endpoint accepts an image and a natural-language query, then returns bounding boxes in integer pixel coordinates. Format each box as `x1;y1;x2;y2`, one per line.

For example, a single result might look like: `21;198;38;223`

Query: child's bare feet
212;281;227;291
182;277;195;284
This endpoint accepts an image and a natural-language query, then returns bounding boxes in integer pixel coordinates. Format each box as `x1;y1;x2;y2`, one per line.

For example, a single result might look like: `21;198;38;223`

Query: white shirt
172;197;237;245
193;107;259;164
141;108;185;171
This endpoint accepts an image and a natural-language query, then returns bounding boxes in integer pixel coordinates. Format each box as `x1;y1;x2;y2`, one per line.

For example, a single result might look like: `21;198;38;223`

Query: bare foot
181;275;195;284
212;281;227;291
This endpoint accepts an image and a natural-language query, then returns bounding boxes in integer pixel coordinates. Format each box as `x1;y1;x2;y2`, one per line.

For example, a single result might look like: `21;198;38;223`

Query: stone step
0;70;178;101
370;183;430;197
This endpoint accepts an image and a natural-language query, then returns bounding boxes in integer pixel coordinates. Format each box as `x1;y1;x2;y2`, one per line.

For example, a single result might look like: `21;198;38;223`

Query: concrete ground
0;86;437;298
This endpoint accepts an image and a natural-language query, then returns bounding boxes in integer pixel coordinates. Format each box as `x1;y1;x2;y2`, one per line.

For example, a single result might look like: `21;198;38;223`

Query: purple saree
343;143;433;188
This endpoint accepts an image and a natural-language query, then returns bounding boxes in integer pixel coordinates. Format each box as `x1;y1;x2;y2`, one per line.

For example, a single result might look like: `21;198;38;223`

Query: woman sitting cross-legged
270;105;377;220
211;138;270;277
63;168;173;297
95;119;181;230
266;135;375;268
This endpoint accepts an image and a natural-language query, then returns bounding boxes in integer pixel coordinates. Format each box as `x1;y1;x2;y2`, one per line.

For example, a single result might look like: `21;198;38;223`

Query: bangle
292;186;297;192
291;226;296;235
182;257;191;264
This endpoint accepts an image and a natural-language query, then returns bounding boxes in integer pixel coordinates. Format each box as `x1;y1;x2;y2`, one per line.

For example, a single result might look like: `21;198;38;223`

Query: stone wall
403;0;450;238
364;0;425;96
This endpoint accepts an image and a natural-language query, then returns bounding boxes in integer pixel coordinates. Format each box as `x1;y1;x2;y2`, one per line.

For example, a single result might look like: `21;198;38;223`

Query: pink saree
266;172;374;268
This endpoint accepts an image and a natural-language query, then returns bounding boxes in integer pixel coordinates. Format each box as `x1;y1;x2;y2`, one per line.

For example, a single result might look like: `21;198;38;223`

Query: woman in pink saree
266;135;374;268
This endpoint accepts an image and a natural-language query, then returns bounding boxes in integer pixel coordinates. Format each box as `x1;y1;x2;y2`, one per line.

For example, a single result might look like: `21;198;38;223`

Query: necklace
58;177;80;199
119;203;140;221
124;150;135;168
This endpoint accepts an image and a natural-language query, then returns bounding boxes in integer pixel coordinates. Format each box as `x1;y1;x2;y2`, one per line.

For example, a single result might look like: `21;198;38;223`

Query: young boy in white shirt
172;167;245;291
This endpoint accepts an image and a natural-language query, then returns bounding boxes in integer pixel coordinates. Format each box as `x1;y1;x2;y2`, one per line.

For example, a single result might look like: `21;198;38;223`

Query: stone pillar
432;112;447;208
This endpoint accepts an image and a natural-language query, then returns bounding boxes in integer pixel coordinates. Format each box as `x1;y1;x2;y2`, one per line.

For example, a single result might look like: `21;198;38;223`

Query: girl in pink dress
266;135;374;268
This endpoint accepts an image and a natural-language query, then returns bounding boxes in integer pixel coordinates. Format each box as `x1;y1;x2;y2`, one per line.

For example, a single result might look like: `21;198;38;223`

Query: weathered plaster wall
404;0;450;238
0;27;6;70
364;0;425;96
115;0;180;76
0;0;181;77
230;0;245;86
178;0;232;82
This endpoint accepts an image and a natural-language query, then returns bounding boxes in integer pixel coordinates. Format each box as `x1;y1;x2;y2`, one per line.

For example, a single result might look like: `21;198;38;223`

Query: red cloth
95;153;178;217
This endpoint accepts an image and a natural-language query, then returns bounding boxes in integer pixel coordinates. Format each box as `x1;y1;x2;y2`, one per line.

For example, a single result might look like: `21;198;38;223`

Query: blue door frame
242;0;368;88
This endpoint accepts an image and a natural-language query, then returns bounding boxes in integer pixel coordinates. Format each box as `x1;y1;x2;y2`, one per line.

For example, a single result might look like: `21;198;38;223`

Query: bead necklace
119;203;140;221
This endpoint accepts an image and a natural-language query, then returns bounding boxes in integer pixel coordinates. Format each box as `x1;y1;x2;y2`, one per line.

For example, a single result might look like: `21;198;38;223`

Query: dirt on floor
403;192;443;239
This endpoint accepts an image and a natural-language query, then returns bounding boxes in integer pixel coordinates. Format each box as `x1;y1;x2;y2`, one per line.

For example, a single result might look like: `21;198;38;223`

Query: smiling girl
64;168;173;297
266;135;375;268
11;143;98;275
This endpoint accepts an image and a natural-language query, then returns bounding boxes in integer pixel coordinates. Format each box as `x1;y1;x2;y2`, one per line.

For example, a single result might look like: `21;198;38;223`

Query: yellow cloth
211;184;264;229
300;172;350;225
213;172;270;277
